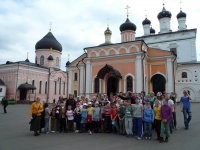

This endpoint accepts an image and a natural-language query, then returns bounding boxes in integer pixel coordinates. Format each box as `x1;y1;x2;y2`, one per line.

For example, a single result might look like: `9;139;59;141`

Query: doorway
20;89;27;100
107;77;117;96
151;74;166;95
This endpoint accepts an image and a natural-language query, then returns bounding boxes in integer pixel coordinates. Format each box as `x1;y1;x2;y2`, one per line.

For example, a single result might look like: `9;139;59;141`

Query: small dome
150;27;156;34
120;18;137;32
104;27;112;35
47;55;54;61
35;32;62;52
66;61;70;66
157;7;172;19
142;18;151;25
177;10;187;19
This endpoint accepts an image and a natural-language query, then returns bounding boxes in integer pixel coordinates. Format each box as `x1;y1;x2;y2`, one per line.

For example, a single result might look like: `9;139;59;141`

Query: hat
88;102;92;105
83;103;87;106
77;96;80;98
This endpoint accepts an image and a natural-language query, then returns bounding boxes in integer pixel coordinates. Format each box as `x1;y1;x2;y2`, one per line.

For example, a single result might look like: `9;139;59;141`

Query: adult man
180;90;192;130
1;97;8;114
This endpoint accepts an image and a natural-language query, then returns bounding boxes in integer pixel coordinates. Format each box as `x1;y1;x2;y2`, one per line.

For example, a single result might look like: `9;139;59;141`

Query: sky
0;0;199;70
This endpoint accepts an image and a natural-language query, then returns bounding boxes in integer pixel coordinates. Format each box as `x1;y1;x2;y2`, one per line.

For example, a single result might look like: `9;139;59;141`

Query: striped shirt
104;107;111;116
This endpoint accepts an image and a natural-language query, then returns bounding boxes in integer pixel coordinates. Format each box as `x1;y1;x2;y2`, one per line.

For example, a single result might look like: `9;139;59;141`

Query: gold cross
49;22;52;32
179;0;182;10
163;0;165;7
27;52;29;59
144;9;148;18
106;18;110;27
125;5;130;17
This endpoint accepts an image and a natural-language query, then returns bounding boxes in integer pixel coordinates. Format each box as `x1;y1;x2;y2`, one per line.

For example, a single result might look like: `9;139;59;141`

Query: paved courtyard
0;103;200;150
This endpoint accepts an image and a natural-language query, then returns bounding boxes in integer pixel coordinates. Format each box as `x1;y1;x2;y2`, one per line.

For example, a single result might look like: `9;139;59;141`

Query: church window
0;88;2;92
32;80;35;94
45;81;48;94
40;55;44;65
54;81;57;95
170;48;177;55
39;81;42;94
59;78;61;95
74;73;78;81
63;82;65;95
35;56;37;64
130;33;132;41
127;76;133;92
74;90;77;98
94;77;99;93
56;57;59;66
125;34;128;41
182;72;187;78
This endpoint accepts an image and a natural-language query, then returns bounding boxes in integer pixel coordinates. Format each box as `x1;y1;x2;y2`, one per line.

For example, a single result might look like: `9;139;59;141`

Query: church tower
35;24;62;69
119;5;137;42
142;17;151;36
177;9;187;31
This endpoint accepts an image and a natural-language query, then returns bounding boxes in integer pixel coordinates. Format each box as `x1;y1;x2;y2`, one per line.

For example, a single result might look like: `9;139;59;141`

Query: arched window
54;81;57;95
94;77;99;93
63;82;65;95
35;56;37;64
45;81;48;94
126;76;133;92
56;57;59;66
32;80;35;94
40;55;44;65
39;81;42;94
182;72;187;78
59;78;61;95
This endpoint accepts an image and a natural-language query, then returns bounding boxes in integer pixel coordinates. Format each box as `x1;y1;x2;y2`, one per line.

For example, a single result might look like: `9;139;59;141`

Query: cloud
0;0;199;70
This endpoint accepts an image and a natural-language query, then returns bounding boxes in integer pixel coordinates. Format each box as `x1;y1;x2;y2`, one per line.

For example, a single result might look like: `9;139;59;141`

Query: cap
88;102;92;105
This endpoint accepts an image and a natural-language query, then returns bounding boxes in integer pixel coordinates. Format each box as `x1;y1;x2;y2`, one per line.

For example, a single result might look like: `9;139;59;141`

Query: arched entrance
151;74;166;95
107;77;117;96
20;89;27;100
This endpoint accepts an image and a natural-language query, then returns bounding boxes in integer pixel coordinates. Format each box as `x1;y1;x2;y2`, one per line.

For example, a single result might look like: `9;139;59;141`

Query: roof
35;32;62;52
97;64;122;79
0;79;5;86
18;82;36;90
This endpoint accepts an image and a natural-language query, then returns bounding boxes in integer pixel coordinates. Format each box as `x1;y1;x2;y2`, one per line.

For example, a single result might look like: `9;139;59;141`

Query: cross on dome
49;22;52;32
125;5;130;18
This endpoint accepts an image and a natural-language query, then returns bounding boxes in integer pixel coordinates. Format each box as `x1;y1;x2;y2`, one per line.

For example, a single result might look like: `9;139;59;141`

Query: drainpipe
47;68;50;103
15;62;19;101
141;43;146;92
76;60;81;96
172;51;177;94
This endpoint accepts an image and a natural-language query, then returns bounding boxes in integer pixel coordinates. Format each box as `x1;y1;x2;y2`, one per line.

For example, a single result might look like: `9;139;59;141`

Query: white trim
136;55;142;92
128;45;140;52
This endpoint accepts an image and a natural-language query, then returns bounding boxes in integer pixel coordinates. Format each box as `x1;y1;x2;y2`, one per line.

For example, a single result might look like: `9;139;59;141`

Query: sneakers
51;131;55;133
159;138;164;143
148;137;151;140
89;130;92;135
75;130;79;133
137;137;142;140
145;137;148;140
165;137;169;142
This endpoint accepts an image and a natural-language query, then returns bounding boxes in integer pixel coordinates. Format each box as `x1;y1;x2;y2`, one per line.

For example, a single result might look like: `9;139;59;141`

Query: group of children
42;92;176;143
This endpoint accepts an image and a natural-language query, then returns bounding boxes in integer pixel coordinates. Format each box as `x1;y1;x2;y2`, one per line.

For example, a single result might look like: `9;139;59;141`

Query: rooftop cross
163;0;165;7
144;9;148;18
49;22;52;32
106;18;110;27
68;54;70;61
27;52;29;59
179;0;182;10
125;5;130;18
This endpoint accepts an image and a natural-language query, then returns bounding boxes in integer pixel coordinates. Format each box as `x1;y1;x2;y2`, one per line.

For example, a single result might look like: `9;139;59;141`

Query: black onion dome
150;27;156;34
142;18;151;25
104;27;112;34
35;32;62;52
120;18;137;32
177;10;187;19
47;55;54;60
66;61;70;66
25;59;30;62
157;7;172;19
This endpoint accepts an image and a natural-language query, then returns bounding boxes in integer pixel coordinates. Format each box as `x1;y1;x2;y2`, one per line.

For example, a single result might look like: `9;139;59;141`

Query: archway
107;77;117;96
151;74;166;95
20;89;27;100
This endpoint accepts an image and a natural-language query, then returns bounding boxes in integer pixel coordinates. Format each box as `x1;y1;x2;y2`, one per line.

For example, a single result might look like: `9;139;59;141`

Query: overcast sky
0;0;199;70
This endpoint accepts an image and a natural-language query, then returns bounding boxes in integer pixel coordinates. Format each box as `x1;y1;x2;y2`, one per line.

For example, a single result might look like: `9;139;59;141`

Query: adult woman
30;97;44;136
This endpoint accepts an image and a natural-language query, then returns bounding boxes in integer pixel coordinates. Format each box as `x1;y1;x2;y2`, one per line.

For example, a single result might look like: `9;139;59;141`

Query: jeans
3;105;7;113
104;116;111;132
119;119;125;134
44;118;50;133
172;112;177;128
125;118;133;135
134;117;143;138
160;121;170;138
51;118;57;131
154;119;161;139
183;107;192;128
144;122;152;137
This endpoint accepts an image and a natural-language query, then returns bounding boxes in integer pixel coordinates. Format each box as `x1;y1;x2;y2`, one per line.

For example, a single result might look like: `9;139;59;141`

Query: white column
167;58;173;93
85;59;91;98
80;66;84;95
68;70;72;95
136;55;142;93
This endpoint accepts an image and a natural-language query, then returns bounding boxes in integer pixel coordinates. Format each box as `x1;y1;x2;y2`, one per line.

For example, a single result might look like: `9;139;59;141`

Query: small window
54;81;57;95
182;72;187;78
74;90;77;98
74;73;78;81
40;55;44;65
127;76;133;92
32;80;35;94
39;81;42;94
59;78;61;95
35;56;37;64
45;81;48;94
94;77;99;93
0;88;2;92
56;57;59;66
170;48;177;55
63;82;65;95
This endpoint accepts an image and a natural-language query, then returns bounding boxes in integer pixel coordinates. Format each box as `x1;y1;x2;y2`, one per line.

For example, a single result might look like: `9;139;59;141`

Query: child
100;102;105;133
118;101;125;135
74;103;81;133
160;99;172;143
110;103;120;134
59;102;67;133
124;100;133;137
87;102;93;135
133;97;143;140
79;104;87;133
50;103;57;133
66;105;74;132
44;103;50;134
143;101;154;140
104;101;111;133
92;102;100;133
154;100;162;141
